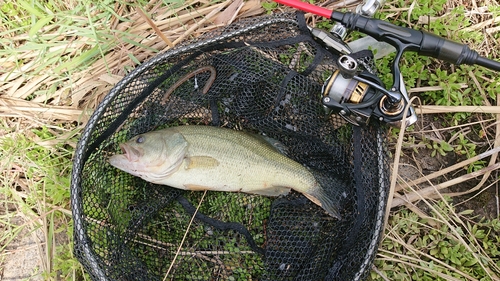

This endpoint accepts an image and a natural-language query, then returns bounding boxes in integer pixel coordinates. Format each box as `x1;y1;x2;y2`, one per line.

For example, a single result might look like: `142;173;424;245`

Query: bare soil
1;215;44;281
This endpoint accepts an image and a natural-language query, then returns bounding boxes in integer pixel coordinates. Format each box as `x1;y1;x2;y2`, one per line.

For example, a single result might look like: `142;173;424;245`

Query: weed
372;199;500;280
0;124;82;279
372;0;500;279
425;139;454;157
261;0;278;14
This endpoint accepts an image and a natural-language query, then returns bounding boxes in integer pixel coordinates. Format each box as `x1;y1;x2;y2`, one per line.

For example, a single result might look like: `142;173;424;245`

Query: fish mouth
119;143;142;162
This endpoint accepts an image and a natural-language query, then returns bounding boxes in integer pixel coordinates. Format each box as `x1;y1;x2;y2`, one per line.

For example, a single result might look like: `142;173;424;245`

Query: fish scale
176;127;311;195
174;127;312;188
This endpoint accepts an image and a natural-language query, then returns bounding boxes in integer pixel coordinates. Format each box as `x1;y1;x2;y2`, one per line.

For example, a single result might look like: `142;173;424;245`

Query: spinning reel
274;0;500;128
320;52;416;127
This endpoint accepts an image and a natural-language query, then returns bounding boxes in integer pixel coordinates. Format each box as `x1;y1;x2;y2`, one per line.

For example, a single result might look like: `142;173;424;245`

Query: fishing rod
273;0;500;127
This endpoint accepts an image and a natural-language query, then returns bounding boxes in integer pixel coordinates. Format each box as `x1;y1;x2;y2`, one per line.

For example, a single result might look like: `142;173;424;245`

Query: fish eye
136;136;145;143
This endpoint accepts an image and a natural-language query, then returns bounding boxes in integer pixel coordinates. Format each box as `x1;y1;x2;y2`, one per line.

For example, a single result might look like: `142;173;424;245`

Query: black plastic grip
331;11;423;48
419;31;478;65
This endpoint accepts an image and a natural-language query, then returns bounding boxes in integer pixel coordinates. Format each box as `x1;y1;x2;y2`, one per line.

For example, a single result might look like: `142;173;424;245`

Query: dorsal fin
250;134;289;155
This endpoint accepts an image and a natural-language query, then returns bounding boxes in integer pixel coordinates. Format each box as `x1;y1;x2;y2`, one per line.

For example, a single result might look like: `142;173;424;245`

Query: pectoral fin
186;156;220;169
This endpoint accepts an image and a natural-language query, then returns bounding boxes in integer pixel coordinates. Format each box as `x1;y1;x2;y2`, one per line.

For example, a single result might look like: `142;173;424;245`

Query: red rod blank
273;0;333;18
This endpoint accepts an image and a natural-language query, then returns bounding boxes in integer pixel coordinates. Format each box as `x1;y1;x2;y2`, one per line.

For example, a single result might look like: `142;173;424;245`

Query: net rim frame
69;13;390;281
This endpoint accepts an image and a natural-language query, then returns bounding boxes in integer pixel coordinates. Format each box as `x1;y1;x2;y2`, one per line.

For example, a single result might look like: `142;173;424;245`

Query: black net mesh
71;12;390;281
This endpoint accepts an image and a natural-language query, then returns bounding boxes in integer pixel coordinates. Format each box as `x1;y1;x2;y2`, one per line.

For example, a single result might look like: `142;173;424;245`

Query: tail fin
303;186;342;219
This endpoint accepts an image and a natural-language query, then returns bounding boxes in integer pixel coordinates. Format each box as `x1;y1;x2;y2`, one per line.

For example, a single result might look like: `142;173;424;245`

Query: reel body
316;34;417;127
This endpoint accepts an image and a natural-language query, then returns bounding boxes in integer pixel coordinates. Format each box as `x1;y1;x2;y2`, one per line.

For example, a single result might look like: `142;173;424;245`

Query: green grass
1;0;500;280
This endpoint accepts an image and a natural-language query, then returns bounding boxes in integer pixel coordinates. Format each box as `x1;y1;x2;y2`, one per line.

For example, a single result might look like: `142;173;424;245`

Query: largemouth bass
109;125;340;219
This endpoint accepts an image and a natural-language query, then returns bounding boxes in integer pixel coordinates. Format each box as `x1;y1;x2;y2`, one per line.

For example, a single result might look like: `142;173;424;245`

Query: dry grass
0;0;360;124
0;0;265;123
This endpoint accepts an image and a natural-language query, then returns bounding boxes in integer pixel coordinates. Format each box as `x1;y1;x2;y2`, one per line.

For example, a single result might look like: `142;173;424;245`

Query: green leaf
29;15;54;37
17;0;45;18
463;258;478;267
458;209;474;215
440;141;454;152
53;43;110;74
430;248;438;256
450;255;462;265
441;247;449;255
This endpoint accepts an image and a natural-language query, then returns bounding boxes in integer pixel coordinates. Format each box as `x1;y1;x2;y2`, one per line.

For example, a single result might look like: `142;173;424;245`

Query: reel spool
321;55;415;127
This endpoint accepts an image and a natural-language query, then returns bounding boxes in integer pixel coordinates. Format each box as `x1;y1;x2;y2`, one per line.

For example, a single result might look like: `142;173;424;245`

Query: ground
1;0;499;279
